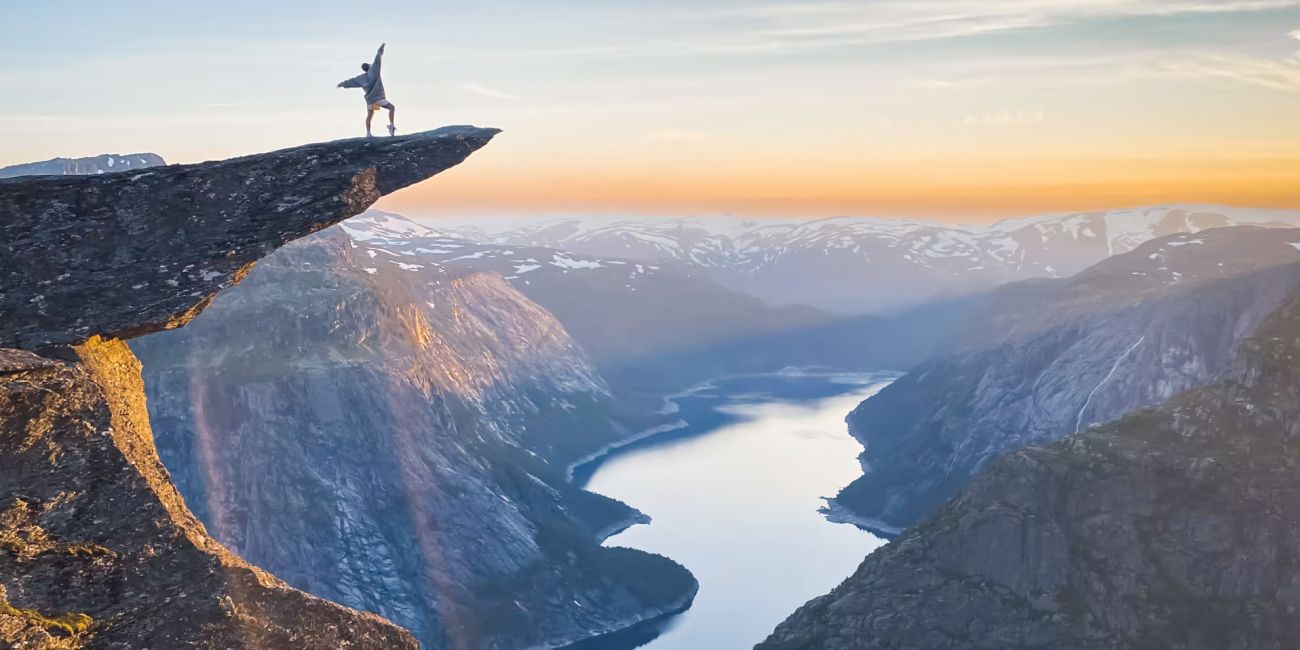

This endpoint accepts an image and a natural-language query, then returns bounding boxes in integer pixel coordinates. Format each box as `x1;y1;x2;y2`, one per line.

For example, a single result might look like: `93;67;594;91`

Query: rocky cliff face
131;228;698;649
760;273;1300;650
0;127;498;647
0;153;165;179
0;340;415;650
832;227;1300;532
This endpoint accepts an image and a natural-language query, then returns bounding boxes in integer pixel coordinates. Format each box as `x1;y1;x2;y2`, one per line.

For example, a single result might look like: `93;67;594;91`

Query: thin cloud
962;109;1046;126
1160;53;1300;91
714;1;1300;49
645;128;710;143
0;114;73;124
456;82;521;102
477;1;1300;61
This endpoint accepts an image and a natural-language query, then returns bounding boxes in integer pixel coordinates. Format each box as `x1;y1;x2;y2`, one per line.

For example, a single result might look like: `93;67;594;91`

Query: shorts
368;99;393;111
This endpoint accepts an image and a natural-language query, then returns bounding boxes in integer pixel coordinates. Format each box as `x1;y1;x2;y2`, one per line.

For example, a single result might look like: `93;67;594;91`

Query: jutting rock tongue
0;126;500;350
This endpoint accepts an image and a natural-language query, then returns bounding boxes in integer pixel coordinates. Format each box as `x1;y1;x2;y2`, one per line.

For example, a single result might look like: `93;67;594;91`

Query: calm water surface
570;372;894;650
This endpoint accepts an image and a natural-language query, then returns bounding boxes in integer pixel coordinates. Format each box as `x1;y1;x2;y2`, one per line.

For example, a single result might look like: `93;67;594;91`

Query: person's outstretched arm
337;74;365;89
368;43;385;81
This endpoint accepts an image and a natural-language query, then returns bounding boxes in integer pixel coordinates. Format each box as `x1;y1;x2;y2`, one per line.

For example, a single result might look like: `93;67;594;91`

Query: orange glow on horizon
381;153;1300;221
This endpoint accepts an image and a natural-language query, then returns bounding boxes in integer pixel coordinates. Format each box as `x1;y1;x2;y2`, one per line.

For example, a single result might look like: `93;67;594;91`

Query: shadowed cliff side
831;227;1300;532
0;342;417;649
0;128;497;648
132;229;698;649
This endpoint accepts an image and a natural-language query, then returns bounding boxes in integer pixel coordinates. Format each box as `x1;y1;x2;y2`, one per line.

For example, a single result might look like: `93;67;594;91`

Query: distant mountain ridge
0;152;165;178
830;225;1300;532
340;211;957;393
442;206;1300;313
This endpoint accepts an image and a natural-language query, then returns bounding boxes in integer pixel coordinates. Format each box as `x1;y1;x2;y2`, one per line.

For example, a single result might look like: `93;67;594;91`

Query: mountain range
8;136;1300;650
442;207;1300;314
829;226;1300;533
0;153;166;179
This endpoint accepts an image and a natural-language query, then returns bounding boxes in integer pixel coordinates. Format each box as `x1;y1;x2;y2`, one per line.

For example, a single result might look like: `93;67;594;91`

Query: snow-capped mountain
0;152;165;178
337;212;848;388
440;206;1300;313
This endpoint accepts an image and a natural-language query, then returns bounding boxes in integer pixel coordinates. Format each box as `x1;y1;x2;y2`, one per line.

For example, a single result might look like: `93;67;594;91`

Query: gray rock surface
0;126;498;350
832;227;1300;530
759;279;1300;650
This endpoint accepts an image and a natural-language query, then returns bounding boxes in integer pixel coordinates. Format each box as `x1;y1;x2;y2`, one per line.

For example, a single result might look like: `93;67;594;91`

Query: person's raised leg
387;103;397;136
365;108;375;137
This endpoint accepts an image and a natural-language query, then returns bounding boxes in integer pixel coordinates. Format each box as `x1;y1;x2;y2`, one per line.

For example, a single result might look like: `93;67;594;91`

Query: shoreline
819;499;903;538
550;580;700;650
562;378;722;484
564;419;691;484
565;368;900;486
593;510;652;545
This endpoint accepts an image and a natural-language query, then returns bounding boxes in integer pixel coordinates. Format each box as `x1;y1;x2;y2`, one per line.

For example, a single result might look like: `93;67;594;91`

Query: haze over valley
6;3;1300;648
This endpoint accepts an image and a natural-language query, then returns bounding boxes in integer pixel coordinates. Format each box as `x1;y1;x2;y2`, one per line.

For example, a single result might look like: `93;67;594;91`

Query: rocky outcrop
0;126;498;350
1;340;417;649
131;228;698;649
0;153;165;179
831;227;1300;531
759;277;1300;650
0;128;497;647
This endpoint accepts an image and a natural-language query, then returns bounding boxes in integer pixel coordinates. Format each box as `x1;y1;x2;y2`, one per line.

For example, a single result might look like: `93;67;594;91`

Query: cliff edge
0;127;497;648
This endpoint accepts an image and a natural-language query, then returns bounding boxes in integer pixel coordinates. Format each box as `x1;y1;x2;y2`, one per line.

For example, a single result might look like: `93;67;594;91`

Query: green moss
0;598;93;636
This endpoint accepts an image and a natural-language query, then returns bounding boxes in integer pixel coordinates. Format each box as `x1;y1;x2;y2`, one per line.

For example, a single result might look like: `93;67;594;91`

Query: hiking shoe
387;124;396;136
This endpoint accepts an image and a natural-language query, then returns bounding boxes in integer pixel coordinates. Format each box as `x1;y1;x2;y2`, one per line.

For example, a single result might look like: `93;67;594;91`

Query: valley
6;7;1300;648
7;140;1300;649
569;372;894;650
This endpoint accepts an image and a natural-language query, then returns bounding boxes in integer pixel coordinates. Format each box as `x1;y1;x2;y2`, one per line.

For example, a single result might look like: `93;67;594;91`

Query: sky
3;1;1300;221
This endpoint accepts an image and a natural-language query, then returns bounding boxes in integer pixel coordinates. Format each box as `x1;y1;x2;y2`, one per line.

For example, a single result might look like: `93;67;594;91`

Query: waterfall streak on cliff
1074;336;1146;433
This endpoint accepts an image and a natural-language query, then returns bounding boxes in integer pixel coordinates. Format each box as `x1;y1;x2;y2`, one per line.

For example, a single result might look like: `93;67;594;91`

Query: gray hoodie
339;47;385;104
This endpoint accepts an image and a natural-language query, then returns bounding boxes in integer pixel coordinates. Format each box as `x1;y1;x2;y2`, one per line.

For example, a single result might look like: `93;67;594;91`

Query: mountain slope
759;272;1300;650
447;206;1300;313
831;226;1300;532
132;228;698;650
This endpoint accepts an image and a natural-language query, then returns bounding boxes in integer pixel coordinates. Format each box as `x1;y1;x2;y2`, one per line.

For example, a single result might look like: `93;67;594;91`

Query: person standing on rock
337;43;396;138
